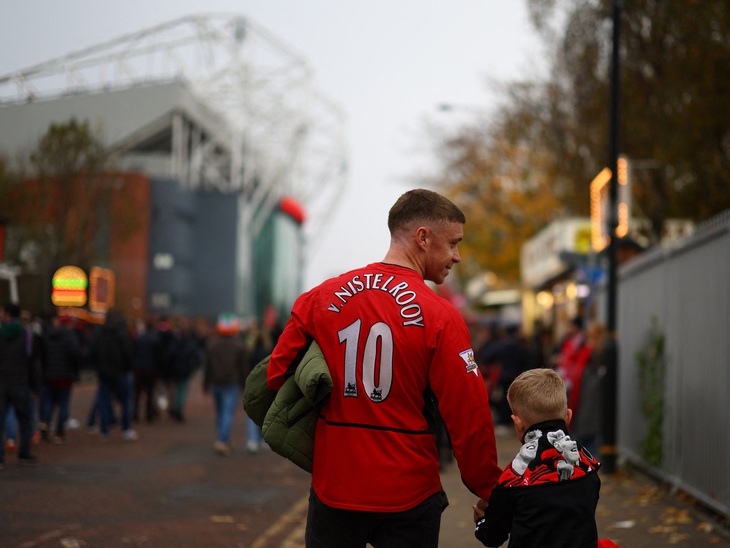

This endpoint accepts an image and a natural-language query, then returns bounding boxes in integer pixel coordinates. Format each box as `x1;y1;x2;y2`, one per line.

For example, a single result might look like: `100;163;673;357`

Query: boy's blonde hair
507;368;568;428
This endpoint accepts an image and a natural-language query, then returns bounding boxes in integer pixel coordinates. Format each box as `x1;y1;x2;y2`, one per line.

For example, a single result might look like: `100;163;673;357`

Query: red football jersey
268;263;501;512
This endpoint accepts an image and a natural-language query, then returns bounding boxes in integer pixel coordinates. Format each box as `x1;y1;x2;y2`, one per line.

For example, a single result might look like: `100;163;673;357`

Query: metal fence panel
616;211;730;518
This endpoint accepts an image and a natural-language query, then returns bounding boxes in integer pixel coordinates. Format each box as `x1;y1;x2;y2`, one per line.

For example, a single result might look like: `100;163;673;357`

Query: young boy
474;368;602;547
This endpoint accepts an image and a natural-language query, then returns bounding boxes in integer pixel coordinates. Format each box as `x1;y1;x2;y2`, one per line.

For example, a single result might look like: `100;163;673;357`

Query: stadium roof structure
0;13;347;243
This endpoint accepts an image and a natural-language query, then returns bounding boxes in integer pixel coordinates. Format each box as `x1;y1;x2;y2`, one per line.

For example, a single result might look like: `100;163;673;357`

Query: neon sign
590;156;631;252
89;266;115;313
51;266;88;307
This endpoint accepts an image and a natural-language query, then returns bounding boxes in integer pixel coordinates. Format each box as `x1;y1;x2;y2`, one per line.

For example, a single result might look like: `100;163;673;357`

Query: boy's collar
523;418;570;442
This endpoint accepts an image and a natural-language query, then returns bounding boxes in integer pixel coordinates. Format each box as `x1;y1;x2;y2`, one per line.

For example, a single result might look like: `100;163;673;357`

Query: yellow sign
89;266;115;313
590;157;631;252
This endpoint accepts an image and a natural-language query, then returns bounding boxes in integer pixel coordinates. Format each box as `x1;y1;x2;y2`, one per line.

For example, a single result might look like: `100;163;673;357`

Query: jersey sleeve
429;306;502;500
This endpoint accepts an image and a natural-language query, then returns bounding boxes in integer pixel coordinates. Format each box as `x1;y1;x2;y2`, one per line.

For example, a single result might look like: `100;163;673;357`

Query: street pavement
1;373;729;547
1;373;312;547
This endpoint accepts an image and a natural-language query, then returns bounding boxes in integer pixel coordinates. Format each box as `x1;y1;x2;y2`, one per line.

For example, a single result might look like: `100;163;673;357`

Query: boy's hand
473;498;487;522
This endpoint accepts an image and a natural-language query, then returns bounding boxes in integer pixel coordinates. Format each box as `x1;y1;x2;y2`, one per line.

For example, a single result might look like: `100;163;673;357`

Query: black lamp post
602;0;622;475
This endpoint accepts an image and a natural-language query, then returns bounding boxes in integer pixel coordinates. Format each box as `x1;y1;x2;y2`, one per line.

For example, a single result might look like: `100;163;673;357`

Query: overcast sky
0;0;546;290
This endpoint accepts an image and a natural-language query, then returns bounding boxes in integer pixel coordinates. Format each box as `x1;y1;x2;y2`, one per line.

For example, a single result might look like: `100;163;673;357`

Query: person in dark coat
204;314;247;456
482;323;530;430
38;313;81;443
131;318;160;424
90;308;136;441
571;321;607;456
160;318;200;423
156;316;178;421
0;303;40;468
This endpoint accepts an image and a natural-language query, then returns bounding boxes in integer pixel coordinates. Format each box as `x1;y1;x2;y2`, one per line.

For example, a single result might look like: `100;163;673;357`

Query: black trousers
305;487;449;548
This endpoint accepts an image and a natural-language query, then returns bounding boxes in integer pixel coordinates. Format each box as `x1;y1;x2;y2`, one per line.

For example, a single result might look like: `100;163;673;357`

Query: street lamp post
602;0;622;475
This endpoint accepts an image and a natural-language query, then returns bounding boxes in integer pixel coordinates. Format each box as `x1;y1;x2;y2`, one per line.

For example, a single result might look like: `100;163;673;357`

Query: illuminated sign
51;266;88;307
89;266;115;313
590;156;631;252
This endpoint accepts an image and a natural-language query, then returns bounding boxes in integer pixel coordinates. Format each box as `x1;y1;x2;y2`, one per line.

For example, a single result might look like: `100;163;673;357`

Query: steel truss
0;13;347;246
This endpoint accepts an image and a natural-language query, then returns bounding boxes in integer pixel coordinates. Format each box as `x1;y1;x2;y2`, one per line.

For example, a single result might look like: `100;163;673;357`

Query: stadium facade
0;14;346;323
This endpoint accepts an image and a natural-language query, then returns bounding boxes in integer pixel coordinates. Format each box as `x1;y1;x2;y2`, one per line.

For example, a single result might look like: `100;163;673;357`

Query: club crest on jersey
459;349;479;376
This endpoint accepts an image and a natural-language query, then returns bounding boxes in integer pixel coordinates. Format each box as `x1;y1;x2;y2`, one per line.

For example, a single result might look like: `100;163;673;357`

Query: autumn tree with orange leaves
425;0;730;286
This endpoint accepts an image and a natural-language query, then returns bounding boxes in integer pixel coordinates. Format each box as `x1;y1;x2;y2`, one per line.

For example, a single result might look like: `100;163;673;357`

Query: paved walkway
439;431;730;547
2;374;729;547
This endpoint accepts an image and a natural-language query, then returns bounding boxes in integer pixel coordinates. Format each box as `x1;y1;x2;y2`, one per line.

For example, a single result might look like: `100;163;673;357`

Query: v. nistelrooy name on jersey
327;272;424;327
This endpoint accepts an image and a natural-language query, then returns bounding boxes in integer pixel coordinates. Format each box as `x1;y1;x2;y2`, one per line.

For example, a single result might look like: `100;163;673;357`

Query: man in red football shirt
267;189;501;547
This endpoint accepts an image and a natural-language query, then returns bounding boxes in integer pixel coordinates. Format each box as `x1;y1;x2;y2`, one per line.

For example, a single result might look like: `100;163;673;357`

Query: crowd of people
473;314;608;455
0;302;280;469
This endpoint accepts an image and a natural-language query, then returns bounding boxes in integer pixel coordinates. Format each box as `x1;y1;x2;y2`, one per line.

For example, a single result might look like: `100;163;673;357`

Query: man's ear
416;226;429;248
565;408;573;425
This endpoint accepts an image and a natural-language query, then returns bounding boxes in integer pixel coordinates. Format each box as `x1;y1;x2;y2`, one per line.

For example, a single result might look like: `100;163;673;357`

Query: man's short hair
507;368;567;428
387;189;465;236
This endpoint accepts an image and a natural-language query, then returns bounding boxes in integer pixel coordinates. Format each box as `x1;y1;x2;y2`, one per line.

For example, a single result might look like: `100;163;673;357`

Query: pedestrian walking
571;321;608;456
244;319;273;453
165;318;200;423
0;303;41;468
203;313;247;456
131;318;160;423
90;308;137;441
266;189;502;547
156;316;178;420
556;316;591;413
38;313;81;443
480;323;530;434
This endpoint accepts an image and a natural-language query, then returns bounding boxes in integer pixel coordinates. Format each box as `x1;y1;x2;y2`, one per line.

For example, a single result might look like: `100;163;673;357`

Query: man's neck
382;249;422;277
